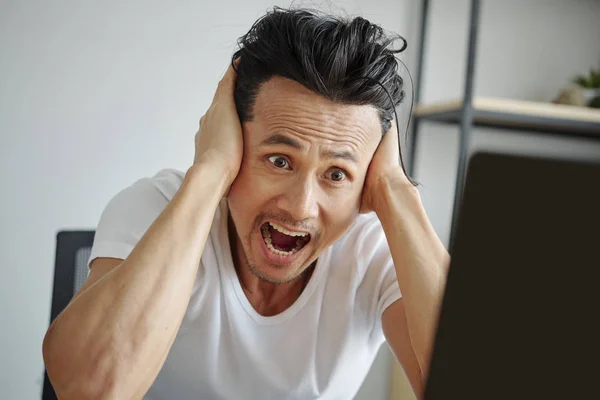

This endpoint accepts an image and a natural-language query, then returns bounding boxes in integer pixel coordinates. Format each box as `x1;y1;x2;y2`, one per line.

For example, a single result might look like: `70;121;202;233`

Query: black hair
232;7;417;186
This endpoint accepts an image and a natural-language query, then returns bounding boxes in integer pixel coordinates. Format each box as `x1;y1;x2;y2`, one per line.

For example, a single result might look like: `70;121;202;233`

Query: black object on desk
424;152;600;399
42;231;95;400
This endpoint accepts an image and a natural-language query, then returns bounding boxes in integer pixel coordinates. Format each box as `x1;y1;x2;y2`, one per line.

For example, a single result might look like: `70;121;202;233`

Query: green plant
588;96;600;109
573;68;600;88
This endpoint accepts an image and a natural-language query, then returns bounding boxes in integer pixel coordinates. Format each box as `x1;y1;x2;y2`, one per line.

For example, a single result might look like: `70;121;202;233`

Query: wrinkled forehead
247;77;381;154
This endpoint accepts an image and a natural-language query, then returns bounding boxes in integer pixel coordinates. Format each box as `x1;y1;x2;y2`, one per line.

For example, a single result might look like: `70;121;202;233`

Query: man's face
227;77;381;284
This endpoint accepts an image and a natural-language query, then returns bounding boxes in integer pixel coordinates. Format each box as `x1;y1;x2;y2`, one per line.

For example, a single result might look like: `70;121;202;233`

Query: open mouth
260;222;311;256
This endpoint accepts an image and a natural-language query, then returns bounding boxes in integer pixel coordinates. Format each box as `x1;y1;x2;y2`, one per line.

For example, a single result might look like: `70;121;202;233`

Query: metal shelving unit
408;0;600;249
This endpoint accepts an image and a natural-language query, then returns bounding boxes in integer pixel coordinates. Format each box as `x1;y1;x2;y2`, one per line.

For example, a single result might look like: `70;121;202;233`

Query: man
43;8;449;399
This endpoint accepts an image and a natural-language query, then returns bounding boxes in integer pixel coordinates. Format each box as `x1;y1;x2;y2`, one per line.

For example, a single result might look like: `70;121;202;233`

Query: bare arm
361;121;449;395
382;299;425;398
43;163;228;399
377;173;449;378
43;62;243;400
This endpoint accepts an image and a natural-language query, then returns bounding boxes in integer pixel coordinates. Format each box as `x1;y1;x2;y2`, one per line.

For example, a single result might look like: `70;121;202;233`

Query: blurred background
1;1;599;399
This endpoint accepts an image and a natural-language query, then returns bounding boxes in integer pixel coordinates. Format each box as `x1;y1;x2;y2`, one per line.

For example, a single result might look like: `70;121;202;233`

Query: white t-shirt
89;169;402;400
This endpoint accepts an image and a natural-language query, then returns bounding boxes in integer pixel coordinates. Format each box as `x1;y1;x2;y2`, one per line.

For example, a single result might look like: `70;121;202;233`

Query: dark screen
424;152;600;400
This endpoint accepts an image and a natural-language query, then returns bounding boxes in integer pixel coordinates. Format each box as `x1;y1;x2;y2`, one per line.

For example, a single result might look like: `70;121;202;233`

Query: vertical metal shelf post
407;0;430;176
448;0;481;249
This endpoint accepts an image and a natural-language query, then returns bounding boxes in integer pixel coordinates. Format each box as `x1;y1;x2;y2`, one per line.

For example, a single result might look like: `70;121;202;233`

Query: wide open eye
327;169;347;182
268;155;291;170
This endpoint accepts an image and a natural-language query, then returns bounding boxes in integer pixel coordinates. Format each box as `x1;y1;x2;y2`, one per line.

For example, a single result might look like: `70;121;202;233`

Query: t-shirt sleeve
88;170;180;268
368;222;402;320
351;215;402;344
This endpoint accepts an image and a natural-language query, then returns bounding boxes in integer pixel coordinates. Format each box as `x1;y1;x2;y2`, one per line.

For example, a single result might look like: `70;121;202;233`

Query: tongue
269;225;298;251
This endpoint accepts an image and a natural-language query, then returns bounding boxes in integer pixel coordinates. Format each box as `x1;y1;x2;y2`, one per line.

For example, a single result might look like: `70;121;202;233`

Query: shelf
414;97;600;137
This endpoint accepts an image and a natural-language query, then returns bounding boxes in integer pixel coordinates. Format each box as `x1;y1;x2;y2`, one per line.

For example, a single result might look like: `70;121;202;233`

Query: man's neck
235;258;312;316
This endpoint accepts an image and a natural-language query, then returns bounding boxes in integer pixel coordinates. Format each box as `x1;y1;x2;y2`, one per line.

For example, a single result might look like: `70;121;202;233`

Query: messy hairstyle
232;7;415;184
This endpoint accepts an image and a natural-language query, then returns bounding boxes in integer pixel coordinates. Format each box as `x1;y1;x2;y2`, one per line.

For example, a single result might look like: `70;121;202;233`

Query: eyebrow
260;133;358;164
261;134;304;150
320;149;358;164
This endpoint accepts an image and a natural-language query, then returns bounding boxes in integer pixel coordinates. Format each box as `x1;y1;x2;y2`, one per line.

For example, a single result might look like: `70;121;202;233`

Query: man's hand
194;62;243;191
360;119;420;215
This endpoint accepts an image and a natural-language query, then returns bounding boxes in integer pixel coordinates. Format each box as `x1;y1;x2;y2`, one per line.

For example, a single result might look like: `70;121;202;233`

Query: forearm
374;171;450;375
44;161;227;399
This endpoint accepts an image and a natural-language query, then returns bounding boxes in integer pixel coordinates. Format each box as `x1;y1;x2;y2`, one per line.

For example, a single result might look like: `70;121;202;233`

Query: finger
388;120;412;186
219;63;237;87
384;119;410;182
196;115;206;139
213;64;237;102
211;62;238;102
379;119;399;156
386;119;399;145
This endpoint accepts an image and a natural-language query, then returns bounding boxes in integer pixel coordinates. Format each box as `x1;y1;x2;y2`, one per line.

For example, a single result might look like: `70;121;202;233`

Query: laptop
424;152;600;399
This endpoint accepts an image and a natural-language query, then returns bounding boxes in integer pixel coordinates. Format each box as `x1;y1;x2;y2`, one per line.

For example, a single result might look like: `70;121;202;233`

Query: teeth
260;223;307;256
268;222;307;237
265;240;297;256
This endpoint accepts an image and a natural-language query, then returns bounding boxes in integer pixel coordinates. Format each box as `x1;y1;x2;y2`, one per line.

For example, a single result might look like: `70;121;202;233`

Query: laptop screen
424;152;600;400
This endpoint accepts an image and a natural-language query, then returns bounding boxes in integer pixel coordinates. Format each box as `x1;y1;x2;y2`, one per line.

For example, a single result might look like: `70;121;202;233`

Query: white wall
0;1;412;399
416;0;600;245
422;0;600;104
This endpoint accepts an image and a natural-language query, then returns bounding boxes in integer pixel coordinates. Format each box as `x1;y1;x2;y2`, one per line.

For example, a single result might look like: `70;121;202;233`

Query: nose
277;175;319;223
